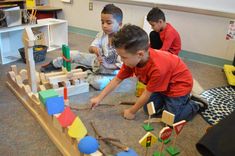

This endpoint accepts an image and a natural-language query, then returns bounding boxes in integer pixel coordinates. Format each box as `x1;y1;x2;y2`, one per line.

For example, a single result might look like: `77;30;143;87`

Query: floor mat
200;86;235;125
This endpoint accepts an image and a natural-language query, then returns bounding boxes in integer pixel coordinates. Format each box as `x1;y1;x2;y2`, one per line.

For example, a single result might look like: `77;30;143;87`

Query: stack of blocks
38;88;92;154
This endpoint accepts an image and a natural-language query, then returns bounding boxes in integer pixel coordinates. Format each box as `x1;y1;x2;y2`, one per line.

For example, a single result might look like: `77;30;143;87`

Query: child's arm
123;89;152;120
90;76;122;108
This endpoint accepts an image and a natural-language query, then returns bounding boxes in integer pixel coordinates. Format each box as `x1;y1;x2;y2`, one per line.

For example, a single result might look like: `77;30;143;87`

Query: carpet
200;86;235;125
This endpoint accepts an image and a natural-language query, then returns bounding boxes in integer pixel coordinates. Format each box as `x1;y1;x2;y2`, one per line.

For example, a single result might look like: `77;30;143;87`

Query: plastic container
18;45;48;63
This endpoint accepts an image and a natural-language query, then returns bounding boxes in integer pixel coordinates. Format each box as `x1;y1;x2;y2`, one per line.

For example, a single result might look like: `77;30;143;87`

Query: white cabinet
0;18;68;64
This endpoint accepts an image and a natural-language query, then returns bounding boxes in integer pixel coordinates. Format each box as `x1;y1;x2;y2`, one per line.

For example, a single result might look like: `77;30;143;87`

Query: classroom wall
48;0;235;62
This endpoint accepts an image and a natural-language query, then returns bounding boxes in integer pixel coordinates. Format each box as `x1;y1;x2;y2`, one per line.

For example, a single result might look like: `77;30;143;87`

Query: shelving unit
0;18;68;64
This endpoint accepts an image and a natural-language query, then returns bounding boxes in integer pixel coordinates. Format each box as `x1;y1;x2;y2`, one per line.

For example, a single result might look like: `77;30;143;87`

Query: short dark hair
102;4;123;23
112;24;149;54
147;7;165;22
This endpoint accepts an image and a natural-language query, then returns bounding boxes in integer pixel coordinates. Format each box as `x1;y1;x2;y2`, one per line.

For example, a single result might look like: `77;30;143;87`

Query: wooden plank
54;83;89;97
48;72;87;84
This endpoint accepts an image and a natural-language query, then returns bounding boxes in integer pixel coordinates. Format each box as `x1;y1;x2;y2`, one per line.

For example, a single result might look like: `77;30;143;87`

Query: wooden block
19;69;28;81
147;102;156;115
173;120;187;135
40;72;48;84
139;132;157;148
8;71;16;81
161;110;175;126
39;85;46;91
38;89;59;106
89;151;103;156
15;75;23;87
11;65;17;74
68;116;87;140
159;126;172;141
52;114;63;133
45;96;65;115
57;106;76;128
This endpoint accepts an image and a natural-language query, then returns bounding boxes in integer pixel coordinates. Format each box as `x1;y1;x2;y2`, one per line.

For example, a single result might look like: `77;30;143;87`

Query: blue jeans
143;93;199;122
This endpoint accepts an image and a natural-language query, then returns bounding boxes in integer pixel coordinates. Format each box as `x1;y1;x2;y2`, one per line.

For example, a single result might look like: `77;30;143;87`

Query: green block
39;89;59;106
142;124;154;131
62;44;66;68
166;146;180;156
158;138;171;144
153;151;165;156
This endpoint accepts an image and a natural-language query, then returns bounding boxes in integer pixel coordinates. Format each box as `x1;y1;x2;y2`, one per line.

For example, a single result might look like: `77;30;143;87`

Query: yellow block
68;117;87;139
135;81;146;97
139;132;157;148
26;0;36;8
224;64;235;86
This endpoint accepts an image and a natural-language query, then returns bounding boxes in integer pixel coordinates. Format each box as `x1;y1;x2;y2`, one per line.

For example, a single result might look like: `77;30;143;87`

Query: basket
18;45;48;63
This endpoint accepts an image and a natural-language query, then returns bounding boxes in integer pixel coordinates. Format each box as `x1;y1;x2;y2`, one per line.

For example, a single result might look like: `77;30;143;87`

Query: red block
57;106;76;127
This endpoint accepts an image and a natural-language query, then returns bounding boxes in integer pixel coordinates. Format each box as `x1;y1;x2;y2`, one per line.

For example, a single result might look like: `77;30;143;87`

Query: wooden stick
90;122;129;151
98;137;120;142
119;101;135;105
71;104;115;111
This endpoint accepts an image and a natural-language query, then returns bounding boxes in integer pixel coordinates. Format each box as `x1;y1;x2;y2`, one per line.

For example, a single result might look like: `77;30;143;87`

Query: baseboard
180;50;232;67
68;26;98;38
68;26;233;67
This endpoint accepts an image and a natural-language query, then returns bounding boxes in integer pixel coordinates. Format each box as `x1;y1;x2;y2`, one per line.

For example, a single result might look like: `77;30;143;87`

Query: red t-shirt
160;23;181;55
117;48;193;97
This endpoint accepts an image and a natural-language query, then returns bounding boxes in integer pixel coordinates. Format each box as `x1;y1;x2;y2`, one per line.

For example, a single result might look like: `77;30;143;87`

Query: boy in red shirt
90;24;206;122
147;7;181;55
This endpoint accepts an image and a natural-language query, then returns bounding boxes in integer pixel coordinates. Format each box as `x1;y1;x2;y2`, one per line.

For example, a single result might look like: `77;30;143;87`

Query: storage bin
18;45;47;63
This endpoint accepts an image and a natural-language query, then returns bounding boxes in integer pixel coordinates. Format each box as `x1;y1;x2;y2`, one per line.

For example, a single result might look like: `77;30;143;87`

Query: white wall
49;0;235;61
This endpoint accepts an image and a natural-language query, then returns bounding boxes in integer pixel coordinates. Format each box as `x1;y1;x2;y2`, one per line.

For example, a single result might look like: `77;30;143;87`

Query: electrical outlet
89;1;93;11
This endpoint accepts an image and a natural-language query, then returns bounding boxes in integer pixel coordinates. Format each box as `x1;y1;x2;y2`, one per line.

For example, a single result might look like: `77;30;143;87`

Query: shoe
193;100;208;112
75;65;92;72
190;94;208;109
40;61;61;73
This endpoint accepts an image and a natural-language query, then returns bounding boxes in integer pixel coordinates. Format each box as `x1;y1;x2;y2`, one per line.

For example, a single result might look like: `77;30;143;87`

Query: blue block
45;96;65;115
116;148;138;156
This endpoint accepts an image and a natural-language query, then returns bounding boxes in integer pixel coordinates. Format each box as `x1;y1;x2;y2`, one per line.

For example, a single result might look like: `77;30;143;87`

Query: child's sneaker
193;100;208;112
40;61;61;73
190;94;208;109
75;65;92;72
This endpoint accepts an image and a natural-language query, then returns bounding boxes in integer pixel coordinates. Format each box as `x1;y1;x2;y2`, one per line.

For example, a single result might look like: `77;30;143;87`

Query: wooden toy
90;122;129;154
166;120;187;156
68;117;88;140
78;136;99;154
57;106;76;128
45;96;65;115
161;110;175;127
62;44;71;72
153;127;172;156
39;89;59;106
22;27;37;93
139;132;157;156
5;27;94;156
143;102;155;131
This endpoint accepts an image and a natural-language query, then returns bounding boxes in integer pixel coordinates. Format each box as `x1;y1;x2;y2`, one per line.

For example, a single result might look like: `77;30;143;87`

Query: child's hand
90;96;102;109
123;108;136;120
93;47;100;57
